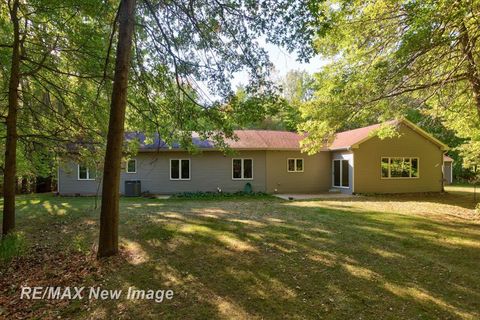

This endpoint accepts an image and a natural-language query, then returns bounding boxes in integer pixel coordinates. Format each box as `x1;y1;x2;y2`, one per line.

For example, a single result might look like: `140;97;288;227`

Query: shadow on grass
3;194;480;319
92;197;480;319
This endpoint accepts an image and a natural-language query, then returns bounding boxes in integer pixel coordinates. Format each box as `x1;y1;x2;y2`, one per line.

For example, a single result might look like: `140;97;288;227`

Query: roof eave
327;147;352;151
401;119;450;151
137;147;304;152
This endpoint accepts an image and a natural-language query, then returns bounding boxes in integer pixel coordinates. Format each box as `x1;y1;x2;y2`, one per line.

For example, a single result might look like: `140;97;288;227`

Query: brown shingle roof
225;130;304;150
443;155;454;162
233;121;396;151
134;119;448;152
328;122;387;150
134;130;305;151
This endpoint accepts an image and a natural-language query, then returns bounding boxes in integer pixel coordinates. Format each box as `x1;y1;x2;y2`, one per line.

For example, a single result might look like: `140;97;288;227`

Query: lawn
1;186;480;319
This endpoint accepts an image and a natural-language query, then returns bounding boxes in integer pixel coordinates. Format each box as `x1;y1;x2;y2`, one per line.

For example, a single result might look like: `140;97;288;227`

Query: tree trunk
98;0;136;258
459;22;480;119
2;0;21;237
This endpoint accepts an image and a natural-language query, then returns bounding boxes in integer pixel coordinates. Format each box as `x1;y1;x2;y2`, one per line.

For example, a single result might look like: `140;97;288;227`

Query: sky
231;41;329;89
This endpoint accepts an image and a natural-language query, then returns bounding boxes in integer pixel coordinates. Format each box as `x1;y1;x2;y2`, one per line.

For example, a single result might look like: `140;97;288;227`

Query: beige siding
265;151;331;193
353;124;443;193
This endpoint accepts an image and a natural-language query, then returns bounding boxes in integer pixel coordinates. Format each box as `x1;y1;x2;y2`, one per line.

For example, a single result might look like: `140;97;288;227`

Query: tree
299;0;480;160
1;0;113;236
96;0;325;257
2;0;21;236
98;0;136;258
227;70;313;131
279;70;314;131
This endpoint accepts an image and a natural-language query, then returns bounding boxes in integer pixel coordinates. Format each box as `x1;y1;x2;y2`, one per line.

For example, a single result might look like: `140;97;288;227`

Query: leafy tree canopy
299;0;480;172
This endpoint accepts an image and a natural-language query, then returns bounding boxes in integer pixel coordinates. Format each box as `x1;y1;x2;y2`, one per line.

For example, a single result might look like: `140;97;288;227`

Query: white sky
231;41;329;90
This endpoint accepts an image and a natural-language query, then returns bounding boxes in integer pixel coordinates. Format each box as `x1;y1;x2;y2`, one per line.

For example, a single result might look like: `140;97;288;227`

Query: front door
333;159;349;188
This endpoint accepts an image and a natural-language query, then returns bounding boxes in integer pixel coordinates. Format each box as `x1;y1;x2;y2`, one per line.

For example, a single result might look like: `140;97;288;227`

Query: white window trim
126;159;137;173
232;158;254;180
170;158;191;181
77;165;96;181
332;159;350;188
380;157;420;179
287;158;304;173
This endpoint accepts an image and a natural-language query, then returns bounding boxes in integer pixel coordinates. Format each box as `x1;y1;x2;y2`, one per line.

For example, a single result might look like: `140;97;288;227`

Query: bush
170;191;269;200
0;232;27;262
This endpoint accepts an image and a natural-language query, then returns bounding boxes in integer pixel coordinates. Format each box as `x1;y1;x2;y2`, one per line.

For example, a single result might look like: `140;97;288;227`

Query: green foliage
0;232;27;262
299;0;480;168
2;0;324;182
170;191;270;200
0;1;113;180
228;70;314;131
123;0;325;153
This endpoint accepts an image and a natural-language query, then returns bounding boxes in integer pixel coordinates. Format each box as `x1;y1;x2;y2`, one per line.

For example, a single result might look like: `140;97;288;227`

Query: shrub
170;191;269;200
0;232;27;262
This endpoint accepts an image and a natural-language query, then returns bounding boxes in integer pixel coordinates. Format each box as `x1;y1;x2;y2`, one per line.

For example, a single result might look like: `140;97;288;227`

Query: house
57;119;451;196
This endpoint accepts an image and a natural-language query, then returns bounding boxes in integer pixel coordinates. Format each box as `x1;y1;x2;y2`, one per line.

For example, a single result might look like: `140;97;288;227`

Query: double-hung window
78;165;96;180
232;159;253;180
287;158;304;172
381;157;419;178
170;159;190;180
126;159;137;173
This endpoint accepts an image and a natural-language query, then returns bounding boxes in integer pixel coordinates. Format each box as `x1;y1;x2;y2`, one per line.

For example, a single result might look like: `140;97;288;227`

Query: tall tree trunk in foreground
98;0;136;258
2;0;21;237
459;22;480;119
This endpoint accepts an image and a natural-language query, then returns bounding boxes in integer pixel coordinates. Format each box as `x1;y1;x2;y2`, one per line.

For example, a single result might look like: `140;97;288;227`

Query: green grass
1;186;480;319
0;232;26;262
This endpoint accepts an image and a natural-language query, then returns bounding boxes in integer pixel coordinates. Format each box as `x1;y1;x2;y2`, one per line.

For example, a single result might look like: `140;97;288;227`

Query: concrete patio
274;193;356;200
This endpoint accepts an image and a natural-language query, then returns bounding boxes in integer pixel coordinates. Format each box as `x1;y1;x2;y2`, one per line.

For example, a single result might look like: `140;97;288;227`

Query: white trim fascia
138;147;304;153
338;119;449;151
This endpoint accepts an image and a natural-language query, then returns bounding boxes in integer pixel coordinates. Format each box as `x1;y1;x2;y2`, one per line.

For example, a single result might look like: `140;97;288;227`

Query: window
78;165;96;180
126;159;136;173
381;157;419;179
170;159;190;180
232;159;253;180
287;158;304;172
333;159;349;188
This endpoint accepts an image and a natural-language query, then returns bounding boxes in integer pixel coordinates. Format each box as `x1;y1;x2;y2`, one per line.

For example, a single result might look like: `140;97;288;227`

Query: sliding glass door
333;159;349;188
